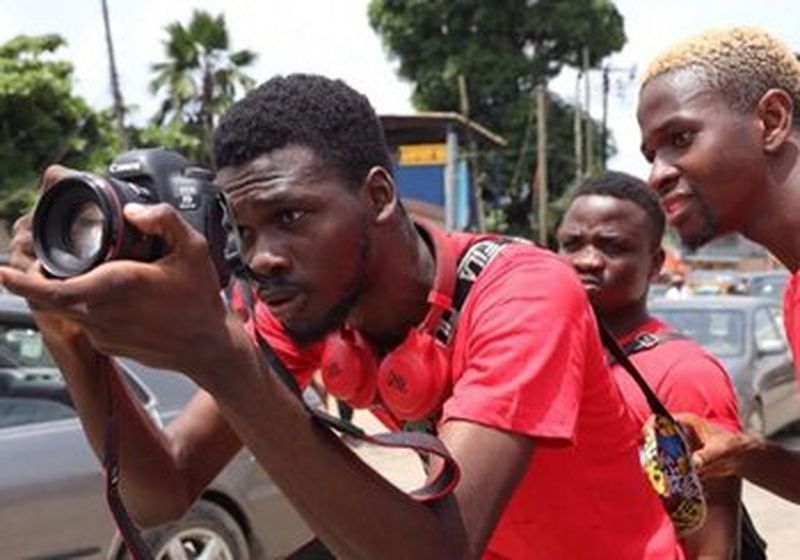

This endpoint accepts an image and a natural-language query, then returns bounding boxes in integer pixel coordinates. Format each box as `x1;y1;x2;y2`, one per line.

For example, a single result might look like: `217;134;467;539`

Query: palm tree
149;10;257;162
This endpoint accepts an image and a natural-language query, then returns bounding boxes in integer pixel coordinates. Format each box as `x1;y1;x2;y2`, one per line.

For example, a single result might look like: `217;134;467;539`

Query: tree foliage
149;9;257;165
369;0;626;239
0;34;121;222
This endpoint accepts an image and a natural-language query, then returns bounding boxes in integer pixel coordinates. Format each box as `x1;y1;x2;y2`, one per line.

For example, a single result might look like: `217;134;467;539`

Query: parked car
0;293;317;559
686;269;742;296
650;296;800;436
736;269;791;302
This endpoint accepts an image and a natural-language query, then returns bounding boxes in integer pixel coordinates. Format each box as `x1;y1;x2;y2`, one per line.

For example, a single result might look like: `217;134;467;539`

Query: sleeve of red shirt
783;271;800;383
656;347;741;433
441;247;595;444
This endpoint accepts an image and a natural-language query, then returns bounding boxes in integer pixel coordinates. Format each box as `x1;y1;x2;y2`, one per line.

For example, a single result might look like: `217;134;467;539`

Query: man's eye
558;238;581;253
602;241;629;256
672;130;694;148
279;210;306;225
237;226;254;246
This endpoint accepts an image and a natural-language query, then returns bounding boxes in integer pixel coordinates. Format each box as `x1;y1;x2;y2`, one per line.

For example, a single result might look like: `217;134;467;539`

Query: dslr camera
32;148;234;284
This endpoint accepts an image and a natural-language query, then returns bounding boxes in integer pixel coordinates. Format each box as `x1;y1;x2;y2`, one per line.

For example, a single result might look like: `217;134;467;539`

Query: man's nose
248;238;291;278
572;246;604;271
648;155;679;197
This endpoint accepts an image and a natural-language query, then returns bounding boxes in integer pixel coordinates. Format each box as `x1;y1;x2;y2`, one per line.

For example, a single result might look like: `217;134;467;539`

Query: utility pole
458;74;485;231
535;83;548;246
101;0;128;147
599;64;637;167
582;46;593;175
574;71;583;184
601;67;609;168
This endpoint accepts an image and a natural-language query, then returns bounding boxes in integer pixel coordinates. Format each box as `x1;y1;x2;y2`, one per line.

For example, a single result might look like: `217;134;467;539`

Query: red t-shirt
614;317;741;433
247;226;681;559
783;271;800;382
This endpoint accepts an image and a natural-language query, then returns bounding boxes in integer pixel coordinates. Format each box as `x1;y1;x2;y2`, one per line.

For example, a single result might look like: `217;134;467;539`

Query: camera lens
33;175;118;278
32;174;158;278
68;202;106;260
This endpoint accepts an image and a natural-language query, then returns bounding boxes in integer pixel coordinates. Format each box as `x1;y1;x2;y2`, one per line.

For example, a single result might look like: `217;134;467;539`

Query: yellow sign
398;143;447;165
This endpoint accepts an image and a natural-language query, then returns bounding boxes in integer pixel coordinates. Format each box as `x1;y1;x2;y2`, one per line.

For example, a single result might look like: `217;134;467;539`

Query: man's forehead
566;195;647;226
639;69;723;121
215;145;331;191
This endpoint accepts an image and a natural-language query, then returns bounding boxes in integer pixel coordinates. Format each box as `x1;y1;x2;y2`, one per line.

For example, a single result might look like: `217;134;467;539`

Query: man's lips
661;192;693;223
578;275;602;290
258;288;304;318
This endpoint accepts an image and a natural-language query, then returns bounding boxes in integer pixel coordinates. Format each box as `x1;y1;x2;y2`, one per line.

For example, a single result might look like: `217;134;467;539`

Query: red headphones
320;224;458;422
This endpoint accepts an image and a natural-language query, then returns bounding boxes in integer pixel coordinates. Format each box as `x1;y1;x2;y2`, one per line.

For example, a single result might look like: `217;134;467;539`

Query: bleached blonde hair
643;27;800;125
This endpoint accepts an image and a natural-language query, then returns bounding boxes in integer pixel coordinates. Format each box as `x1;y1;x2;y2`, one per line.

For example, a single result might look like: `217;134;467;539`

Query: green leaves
149;9;257;166
369;0;626;239
0;34;121;223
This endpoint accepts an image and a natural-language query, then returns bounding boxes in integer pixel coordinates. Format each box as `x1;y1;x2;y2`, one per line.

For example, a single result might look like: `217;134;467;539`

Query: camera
32;148;234;285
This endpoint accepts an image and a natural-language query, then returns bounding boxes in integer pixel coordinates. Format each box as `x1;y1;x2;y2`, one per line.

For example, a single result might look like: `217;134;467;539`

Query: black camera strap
241;274;461;503
104;370;155;560
597;320;674;420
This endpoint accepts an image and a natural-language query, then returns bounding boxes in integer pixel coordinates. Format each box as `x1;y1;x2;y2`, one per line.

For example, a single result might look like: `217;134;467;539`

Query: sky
2;0;800;179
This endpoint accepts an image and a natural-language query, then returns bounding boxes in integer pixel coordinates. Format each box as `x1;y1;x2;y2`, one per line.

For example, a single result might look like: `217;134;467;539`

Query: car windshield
748;276;788;301
0;324;57;368
653;308;746;358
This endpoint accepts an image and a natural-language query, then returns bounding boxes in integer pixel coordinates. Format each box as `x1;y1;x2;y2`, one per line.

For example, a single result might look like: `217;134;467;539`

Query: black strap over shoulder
598;321;675;420
620;330;688;357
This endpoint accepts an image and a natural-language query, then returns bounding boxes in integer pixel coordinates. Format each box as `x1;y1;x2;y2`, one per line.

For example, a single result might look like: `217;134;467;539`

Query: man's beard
680;185;720;251
285;229;371;346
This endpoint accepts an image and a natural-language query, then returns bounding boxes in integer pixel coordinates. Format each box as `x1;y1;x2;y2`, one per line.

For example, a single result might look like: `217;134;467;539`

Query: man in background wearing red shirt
558;171;741;558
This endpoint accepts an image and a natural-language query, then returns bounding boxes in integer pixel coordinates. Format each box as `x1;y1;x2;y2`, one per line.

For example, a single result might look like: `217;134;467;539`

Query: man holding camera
2;74;681;558
637;26;800;505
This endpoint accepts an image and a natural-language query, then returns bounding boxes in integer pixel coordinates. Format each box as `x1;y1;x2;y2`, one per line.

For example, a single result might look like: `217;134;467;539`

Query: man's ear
363;166;397;223
757;88;794;152
650;246;666;282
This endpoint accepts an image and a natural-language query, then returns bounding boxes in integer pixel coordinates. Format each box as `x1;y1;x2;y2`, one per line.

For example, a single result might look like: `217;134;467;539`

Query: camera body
32;148;234;285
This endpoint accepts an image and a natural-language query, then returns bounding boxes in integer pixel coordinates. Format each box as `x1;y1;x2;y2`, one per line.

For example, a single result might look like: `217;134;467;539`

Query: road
349;410;800;557
741;430;800;559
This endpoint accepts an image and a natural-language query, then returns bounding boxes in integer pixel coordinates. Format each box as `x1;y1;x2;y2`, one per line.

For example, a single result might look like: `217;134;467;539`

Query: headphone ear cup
377;331;450;421
321;330;378;409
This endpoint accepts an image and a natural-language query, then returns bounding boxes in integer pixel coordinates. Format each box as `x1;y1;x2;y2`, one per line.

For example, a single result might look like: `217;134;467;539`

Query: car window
652;308;745;358
767;304;786;336
0;322;73;428
748;275;789;301
0;325;56;368
0;322;150;428
754;307;785;349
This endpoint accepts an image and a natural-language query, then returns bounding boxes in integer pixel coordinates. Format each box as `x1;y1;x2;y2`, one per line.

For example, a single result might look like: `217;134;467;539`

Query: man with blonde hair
638;26;800;504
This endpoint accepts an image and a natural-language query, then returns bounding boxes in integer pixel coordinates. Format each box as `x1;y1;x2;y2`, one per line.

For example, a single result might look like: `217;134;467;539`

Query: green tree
0;34;121;223
149;9;257;165
369;0;626;240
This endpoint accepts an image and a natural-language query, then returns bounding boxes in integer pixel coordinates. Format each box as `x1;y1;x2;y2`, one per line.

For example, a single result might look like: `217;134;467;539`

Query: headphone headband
415;219;457;332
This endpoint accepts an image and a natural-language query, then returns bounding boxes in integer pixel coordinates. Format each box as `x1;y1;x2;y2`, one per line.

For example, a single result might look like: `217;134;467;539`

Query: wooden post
535;84;548;246
444;124;458;231
574;71;583;183
583;46;593;175
458;74;485;231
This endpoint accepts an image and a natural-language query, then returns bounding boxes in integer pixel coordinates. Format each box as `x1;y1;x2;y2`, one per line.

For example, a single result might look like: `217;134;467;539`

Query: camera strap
242;275;461;502
597;321;673;418
104;369;155;560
